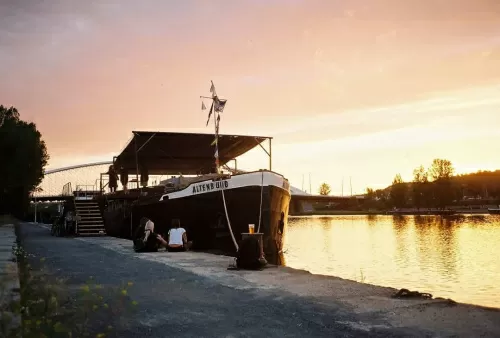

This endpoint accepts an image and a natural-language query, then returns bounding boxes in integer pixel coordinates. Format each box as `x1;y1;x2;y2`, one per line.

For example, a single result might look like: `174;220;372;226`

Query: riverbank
292;209;492;216
22;222;500;337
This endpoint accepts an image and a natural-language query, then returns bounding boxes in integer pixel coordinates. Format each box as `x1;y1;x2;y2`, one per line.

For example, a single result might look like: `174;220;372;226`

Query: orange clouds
1;0;500;190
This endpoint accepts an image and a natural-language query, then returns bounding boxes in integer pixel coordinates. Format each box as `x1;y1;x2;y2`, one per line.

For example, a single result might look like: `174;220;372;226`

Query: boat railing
98;173;144;195
75;184;99;200
61;182;73;196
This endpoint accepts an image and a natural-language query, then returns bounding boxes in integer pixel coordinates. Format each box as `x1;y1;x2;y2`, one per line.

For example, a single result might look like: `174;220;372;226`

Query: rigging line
136;133;157;153
257;171;264;233
220;184;239;251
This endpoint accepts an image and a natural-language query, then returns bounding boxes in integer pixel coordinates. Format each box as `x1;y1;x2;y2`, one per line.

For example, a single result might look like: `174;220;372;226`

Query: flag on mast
214;97;227;113
210;81;216;97
214;146;220;169
205;101;214;126
202;80;225;172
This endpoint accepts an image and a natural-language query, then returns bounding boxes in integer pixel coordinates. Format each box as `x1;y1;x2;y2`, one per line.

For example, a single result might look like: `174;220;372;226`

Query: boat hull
100;171;291;265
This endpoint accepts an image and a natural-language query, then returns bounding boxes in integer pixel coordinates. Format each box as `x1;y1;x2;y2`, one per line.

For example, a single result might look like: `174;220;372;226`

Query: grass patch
1;223;138;337
352;268;367;284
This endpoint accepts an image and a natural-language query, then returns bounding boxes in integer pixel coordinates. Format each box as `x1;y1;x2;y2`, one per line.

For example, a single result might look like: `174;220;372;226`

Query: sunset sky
1;0;500;194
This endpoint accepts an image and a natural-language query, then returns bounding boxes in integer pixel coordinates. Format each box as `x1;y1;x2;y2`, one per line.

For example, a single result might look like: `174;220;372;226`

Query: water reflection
366;214;377;226
413;216;459;287
284;215;500;308
392;215;411;272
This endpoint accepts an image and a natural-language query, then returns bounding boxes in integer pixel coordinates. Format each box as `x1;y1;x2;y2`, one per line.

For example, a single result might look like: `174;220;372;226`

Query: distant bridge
31;161;114;201
44;161;113;175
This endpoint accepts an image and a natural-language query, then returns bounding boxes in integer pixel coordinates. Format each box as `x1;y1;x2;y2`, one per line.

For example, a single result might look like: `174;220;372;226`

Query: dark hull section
100;185;290;265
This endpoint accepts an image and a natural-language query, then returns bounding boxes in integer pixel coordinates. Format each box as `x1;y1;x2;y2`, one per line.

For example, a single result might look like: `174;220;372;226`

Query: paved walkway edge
0;222;21;333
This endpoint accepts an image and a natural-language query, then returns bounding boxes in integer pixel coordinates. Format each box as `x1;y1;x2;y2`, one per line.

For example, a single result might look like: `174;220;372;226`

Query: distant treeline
365;159;500;210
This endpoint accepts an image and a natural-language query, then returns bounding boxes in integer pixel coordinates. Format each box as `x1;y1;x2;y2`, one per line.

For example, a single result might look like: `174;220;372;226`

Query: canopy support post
256;137;272;171
269;138;272;171
134;134;140;193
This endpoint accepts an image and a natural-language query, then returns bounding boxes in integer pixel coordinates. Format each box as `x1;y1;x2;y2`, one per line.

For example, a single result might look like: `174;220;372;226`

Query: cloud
2;0;500;186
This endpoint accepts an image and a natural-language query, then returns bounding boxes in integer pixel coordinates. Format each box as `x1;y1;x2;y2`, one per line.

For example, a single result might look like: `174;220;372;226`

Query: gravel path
22;222;486;337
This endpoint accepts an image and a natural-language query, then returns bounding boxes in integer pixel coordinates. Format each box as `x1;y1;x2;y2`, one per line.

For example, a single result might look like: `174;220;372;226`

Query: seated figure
133;217;160;252
157;219;192;252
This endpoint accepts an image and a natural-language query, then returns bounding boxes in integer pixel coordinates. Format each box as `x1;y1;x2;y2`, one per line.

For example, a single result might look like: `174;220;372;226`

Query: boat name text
192;180;229;194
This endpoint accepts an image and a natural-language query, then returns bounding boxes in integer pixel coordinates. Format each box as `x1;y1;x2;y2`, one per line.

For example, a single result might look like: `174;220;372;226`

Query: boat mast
201;81;226;175
213;103;219;174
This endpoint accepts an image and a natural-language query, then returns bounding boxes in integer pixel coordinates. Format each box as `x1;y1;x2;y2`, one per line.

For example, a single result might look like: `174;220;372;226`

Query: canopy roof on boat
113;131;271;175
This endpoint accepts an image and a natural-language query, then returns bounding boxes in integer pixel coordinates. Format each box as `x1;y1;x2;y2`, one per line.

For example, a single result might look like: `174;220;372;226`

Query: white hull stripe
159;171;290;201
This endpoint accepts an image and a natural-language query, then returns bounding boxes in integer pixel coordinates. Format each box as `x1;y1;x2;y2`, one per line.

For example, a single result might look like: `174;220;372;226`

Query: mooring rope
220;181;239;251
257;171;264;233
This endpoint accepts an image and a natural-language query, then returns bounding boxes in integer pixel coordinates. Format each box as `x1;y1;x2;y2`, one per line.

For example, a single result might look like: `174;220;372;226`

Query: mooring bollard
241;232;265;261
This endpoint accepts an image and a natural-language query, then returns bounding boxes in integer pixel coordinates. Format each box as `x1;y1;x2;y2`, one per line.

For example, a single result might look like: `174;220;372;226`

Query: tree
413;165;428;184
389;174;407;208
0;109;6;127
366;187;375;198
364;187;378;210
428;158;455;210
428;158;454;181
393;174;403;184
0;105;49;217
318;183;331;195
412;165;429;210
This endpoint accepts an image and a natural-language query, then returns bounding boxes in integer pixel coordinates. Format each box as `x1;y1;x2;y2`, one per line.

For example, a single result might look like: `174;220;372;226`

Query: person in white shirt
157;219;192;252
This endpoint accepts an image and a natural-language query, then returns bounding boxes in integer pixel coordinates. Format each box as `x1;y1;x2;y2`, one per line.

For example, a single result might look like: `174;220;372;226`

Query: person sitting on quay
156;218;192;252
133;217;161;252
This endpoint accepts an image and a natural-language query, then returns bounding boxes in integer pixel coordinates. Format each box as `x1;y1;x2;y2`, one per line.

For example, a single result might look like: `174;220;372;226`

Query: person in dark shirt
120;166;129;194
140;164;149;188
133;217;160;252
107;165;118;193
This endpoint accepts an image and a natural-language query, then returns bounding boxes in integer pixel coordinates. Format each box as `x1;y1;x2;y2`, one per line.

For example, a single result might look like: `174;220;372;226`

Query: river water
283;214;500;308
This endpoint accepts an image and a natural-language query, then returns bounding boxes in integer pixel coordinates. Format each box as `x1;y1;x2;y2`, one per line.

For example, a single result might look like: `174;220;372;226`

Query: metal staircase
74;199;106;236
